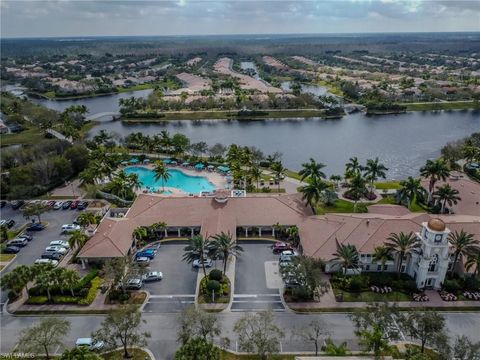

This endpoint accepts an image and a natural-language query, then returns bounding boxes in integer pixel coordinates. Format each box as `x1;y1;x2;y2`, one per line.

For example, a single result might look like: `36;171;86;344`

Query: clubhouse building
78;192;480;290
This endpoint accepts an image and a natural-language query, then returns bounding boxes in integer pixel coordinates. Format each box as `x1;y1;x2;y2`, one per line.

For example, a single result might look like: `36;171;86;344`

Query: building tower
411;218;451;289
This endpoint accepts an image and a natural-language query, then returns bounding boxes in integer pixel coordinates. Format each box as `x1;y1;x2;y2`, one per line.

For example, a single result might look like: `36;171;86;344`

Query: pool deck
126;164;229;197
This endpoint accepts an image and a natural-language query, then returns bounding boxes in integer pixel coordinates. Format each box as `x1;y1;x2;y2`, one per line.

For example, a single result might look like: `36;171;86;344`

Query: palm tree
59;269;80;297
330;174;342;189
372;246;393;273
347;172;367;212
332;240;359;273
34;265;56;302
345;156;362;180
153;161;171;192
420;159;450;203
271;161;286;191
68;230;89;250
397;177;424;210
76;212;97;228
132;227;148;247
386;232;419;277
319;188;338;207
286;226;300;248
363;158;388;196
208;232;244;274
465;249;480;278
299;158;326;182
183;235;209;277
433;184;461;214
448;230;479;276
151;221;167;240
300;176;329;213
250;165;262;190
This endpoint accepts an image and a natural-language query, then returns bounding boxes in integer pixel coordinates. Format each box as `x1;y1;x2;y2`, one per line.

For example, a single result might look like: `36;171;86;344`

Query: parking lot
232;240;284;311
142;241;199;313
0;203;82;308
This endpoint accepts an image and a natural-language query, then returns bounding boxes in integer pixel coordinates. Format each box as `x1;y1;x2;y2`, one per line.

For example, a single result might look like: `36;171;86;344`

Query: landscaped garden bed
105;290;147;305
330;272;417;302
198;269;231;305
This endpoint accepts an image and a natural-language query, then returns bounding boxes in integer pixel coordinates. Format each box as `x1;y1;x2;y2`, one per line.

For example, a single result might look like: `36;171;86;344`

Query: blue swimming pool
124;166;216;194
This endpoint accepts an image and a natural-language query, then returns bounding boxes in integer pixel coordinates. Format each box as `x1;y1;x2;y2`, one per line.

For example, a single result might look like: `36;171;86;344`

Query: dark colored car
26;223;46;231
0;201;6;208
77;201;89;210
135;250;156;260
62;201;73;209
70;200;80;209
272;241;294;254
11;200;25;210
5;219;15;228
41;252;63;261
3;246;21;254
47;200;56;207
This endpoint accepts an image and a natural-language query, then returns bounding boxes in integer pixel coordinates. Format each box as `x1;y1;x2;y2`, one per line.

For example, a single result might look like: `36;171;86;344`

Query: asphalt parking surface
232;240;284;312
142;241;199;313
0;203;81;306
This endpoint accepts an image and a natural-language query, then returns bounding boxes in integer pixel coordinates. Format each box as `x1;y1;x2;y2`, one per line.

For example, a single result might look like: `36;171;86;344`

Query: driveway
0;203;80;307
232;240;284;311
142;241;198;313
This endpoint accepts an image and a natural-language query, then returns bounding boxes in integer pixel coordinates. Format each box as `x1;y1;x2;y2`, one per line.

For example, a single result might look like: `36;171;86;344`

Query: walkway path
46;128;72;144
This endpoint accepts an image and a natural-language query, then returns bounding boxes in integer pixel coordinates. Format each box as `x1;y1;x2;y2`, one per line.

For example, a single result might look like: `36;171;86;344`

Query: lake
11;88;480;179
89;110;479;179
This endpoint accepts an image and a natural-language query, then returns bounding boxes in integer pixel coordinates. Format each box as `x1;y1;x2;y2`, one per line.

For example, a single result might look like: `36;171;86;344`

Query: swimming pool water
124;166;216;194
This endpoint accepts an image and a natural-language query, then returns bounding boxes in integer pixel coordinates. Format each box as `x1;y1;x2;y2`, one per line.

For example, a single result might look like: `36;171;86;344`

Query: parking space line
148;294;195;298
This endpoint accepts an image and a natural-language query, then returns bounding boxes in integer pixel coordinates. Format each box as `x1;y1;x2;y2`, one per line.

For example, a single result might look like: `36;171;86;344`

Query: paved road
0;204;80;305
2;311;480;359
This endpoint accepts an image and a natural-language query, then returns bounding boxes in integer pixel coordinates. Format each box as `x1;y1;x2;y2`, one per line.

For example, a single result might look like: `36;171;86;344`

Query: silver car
192;258;213;268
142;271;163;282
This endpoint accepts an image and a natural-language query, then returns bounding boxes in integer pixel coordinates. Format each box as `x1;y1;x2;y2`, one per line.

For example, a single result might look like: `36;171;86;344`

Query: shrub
209;269;223;281
77;288;89;297
206;280;221;293
78;277;102;305
7;290;19;301
73;268;99;292
462;276;480;291
349;277;364;292
52;296;79;304
26;296;49;305
443;279;461;294
291;287;312;301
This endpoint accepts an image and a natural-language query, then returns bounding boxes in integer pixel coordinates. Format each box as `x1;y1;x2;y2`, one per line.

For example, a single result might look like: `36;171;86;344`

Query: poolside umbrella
143;159;150;164
218;165;230;173
130;158;139;164
163;159;172;164
182;162;190;167
207;165;215;170
120;161;129;166
195;163;205;170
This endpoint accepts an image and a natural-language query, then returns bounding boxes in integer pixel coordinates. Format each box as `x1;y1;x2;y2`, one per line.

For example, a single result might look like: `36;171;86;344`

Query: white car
192;258;213;268
126;278;143;289
53;201;64;210
142;271;163;282
280;250;298;262
75;338;104;351
34;258;59;267
61;224;81;233
45;246;68;254
49;240;70;249
135;256;150;264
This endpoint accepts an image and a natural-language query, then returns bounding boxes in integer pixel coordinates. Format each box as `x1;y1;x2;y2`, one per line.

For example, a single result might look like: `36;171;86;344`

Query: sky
1;0;479;38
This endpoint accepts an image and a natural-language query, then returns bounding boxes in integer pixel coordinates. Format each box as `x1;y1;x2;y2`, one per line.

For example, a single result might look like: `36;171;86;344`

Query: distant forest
2;32;480;58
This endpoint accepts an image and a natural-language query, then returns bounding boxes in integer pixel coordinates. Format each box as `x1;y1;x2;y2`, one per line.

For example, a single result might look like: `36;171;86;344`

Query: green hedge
331;272;417;294
26;296;49;305
78;277;102;305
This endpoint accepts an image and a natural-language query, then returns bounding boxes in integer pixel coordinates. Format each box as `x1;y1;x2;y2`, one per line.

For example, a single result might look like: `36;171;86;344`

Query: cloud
1;0;479;37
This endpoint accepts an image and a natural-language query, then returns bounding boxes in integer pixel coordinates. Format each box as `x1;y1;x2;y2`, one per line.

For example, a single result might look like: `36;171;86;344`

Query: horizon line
2;30;480;40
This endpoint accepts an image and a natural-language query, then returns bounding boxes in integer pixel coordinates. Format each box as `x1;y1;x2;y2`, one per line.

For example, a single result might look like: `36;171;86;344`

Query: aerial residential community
1;1;480;360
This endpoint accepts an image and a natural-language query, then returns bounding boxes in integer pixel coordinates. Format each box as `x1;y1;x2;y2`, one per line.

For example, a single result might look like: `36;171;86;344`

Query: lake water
9;88;480;179
89;110;479;179
281;81;329;96
240;61;260;80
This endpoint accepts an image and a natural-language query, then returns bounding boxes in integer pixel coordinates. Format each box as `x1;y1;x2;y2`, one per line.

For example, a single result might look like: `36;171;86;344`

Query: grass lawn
101;348;151;360
375;181;402;190
334;289;412;302
375;196;398;205
316;199;357;214
0;254;15;262
403;101;480;112
0;127;46;146
284;169;302;181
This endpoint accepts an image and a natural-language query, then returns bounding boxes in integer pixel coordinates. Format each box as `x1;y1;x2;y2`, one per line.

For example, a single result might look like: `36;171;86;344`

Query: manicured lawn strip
102;348;151;360
290;306;480;313
0;265;4;271
284;169;302;181
0;127;46;146
402;101;480;112
0;254;15;262
14;309;115;315
374;181;402;190
375;196;397;205
334;289;412;302
316;199;357;214
220;352;305;360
